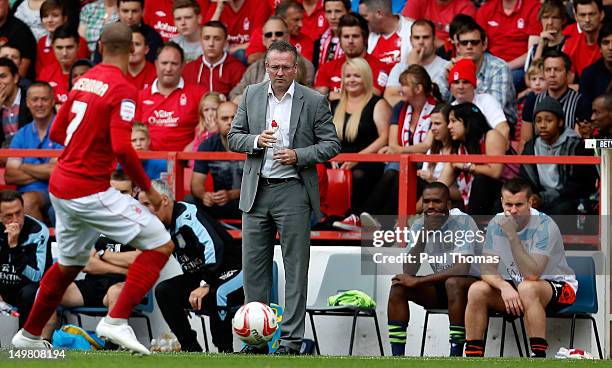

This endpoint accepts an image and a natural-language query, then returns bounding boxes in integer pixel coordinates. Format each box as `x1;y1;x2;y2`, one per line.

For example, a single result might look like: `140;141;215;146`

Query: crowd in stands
0;0;611;357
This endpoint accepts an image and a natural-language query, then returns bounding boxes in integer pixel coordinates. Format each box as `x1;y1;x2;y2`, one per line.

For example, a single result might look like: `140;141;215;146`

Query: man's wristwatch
200;280;209;288
97;249;106;260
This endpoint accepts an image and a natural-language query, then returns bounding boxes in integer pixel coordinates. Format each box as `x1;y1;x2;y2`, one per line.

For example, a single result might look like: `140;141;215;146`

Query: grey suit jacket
227;81;340;217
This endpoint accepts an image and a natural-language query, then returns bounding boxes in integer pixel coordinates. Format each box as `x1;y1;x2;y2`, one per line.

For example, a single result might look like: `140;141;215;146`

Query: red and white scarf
318;28;344;66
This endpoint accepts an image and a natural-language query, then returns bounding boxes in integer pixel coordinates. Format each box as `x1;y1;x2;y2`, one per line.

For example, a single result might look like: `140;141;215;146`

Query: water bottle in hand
271;120;286;154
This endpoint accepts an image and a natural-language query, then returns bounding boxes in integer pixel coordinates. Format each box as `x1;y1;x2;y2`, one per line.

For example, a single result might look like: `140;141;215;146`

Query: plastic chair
420;308;528;357
324;168;352;217
548;256;603;359
306;253;384;356
58;290;154;342
190;262;278;352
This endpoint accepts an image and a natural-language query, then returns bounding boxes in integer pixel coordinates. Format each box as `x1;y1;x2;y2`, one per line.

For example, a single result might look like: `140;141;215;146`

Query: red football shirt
314;54;390;93
49;64;149;199
126;62;157;91
301;0;327;43
137;79;204;151
476;0;541;62
401;0;476;42
35;35;90;75
202;0;271;48
182;53;245;96
38;64;70;105
562;31;601;76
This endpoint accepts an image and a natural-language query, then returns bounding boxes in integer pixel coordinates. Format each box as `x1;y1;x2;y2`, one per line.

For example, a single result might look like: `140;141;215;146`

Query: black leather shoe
274;346;300;355
239;344;269;354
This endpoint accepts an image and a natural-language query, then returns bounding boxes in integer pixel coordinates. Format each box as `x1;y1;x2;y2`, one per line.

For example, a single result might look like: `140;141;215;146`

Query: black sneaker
239;344;269;354
274;346;300;355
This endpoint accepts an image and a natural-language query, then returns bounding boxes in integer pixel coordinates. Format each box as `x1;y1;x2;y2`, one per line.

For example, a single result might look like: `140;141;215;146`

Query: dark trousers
468;175;503;215
1;282;39;327
351;162;385;215
155;272;244;352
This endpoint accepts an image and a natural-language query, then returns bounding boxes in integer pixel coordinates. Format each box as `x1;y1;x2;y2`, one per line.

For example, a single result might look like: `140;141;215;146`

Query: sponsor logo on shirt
120;99;136;122
488;20;499;27
149;109;179;127
227;34;250;45
377;71;388;88
379;50;401;65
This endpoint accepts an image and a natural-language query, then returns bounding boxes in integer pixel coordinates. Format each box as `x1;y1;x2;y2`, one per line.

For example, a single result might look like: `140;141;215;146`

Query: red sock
109;250;169;319
24;263;75;336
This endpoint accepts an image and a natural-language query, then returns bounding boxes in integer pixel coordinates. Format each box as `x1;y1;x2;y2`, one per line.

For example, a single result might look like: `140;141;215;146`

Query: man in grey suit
228;40;340;354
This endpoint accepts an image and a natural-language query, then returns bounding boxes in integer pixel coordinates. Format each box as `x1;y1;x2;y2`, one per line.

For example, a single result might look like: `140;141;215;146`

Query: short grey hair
265;40;298;64
151;179;174;201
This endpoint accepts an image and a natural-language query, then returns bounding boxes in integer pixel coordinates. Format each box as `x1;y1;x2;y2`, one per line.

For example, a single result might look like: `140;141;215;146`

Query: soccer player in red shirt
562;0;605;77
38;26;80;106
11;23;174;355
36;0;90;76
140;42;205;151
127;26;156;90
315;13;390;100
182;21;245;97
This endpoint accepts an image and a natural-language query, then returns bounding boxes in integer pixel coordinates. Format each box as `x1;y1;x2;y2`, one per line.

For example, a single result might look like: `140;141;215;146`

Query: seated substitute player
0;190;50;329
465;178;577;358
12;23;175;355
139;180;243;353
387;182;480;357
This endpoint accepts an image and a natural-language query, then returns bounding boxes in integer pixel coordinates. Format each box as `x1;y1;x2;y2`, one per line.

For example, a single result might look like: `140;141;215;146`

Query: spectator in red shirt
301;0;328;43
401;0;476;47
359;0;413;69
247;1;315;64
126;26;156;90
182;21;246;97
38;26;79;107
205;0;272;64
36;0;90;76
476;0;541;90
143;0;209;41
315;13;390;101
562;0;605;77
312;0;350;70
138;42;205;151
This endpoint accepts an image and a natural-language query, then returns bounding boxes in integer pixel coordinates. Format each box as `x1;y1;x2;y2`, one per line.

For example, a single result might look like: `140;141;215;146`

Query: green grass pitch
2;351;612;368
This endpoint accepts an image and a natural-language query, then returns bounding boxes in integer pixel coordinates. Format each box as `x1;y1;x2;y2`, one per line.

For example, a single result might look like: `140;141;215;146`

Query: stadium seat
420;308;528;357
189;262;278;352
57;290;155;342
306;253;384;356
324;168;352;217
548;256;603;359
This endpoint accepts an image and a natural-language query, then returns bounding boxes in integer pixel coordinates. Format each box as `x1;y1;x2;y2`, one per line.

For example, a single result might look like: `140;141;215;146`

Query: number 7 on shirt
64;101;88;146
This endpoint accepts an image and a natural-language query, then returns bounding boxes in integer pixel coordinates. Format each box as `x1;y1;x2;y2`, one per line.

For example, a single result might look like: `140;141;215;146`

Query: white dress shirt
259;81;298;179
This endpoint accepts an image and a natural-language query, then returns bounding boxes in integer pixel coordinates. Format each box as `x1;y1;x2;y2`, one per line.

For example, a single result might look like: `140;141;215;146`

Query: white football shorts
50;187;171;266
